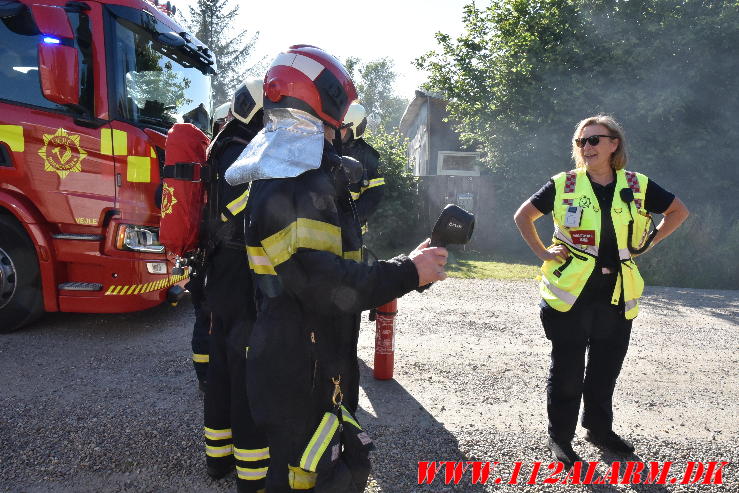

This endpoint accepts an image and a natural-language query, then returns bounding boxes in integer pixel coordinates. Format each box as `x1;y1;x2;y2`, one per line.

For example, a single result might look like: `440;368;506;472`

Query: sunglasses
575;134;617;148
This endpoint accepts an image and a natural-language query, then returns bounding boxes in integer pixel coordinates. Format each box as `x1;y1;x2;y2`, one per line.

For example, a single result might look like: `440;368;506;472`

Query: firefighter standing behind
340;101;384;414
514;115;689;468
201;80;269;493
189;101;235;390
342;102;385;234
225;45;449;493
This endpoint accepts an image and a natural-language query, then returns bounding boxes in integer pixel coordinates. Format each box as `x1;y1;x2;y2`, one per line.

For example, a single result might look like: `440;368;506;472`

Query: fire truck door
0;6;116;228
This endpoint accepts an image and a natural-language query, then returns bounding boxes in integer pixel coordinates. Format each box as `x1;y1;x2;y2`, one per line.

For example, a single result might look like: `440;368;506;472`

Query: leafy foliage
184;0;262;106
346;57;408;130
362;129;420;250
417;0;739;288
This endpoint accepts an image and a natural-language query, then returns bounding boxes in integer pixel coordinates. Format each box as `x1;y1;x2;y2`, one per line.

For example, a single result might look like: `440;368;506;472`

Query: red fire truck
0;0;215;331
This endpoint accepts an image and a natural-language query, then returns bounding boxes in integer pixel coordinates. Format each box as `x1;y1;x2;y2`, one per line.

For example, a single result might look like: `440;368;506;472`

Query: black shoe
206;463;233;480
547;438;582;469
584;429;635;455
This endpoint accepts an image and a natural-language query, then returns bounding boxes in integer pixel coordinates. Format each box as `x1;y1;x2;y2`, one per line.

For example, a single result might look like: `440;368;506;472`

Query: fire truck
0;0;215;331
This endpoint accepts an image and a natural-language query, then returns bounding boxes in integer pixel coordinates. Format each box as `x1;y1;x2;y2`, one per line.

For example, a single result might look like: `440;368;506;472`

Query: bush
637;205;739;289
362;129;421;251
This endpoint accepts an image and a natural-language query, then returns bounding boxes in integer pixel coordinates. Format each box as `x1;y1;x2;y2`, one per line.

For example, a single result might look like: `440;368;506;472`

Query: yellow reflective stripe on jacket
361;177;385;192
226;189;250;217
247;246;277;275
343;250;362;262
192;353;209;364
237;465;268;480
350;191;360;200
206;444;233;458
234;446;270;462
204;427;232;440
262;218;342;268
288;465;317;490
340;405;361;430
299;412;339;472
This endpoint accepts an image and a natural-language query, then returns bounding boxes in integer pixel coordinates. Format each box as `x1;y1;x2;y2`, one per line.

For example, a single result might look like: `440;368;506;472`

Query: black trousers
246;306;359;493
540;271;633;442
187;275;210;384
204;248;268;492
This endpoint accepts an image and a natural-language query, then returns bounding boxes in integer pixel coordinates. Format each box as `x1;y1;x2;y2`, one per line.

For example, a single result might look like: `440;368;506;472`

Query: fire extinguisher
373;298;398;380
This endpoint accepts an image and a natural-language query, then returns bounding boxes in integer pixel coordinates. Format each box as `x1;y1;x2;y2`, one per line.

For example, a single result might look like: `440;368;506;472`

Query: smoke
421;1;739;286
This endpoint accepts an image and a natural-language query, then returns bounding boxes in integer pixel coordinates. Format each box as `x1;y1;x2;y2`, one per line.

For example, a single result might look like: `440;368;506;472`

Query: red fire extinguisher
373;298;398;380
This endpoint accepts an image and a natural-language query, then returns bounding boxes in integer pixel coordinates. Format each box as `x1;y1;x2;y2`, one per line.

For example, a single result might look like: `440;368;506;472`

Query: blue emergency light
42;36;61;44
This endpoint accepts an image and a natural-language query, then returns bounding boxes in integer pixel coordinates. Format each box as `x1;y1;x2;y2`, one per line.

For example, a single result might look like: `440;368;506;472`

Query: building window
437;151;480;176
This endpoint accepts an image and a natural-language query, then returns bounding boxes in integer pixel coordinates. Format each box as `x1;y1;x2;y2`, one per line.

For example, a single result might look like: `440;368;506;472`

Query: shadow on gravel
356;359;486;492
14;296;192;341
640;288;739;327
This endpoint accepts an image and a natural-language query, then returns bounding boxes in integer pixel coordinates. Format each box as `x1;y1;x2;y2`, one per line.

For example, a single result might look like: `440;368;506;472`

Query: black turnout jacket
345;138;385;226
244;142;417;436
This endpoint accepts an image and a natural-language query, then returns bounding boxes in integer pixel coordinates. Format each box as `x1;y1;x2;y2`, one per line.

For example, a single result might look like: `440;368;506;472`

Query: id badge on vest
564;206;582;228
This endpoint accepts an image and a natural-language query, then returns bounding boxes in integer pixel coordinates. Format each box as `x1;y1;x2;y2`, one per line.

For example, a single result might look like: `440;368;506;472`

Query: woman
513;115;689;467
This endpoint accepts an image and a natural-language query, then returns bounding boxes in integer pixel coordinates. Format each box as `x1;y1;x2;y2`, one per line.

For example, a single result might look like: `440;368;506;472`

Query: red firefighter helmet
263;45;357;129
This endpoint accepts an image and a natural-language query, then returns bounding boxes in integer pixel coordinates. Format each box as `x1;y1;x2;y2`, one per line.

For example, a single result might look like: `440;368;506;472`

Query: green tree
417;0;739;288
185;0;262;106
346;57;408;130
362;128;419;250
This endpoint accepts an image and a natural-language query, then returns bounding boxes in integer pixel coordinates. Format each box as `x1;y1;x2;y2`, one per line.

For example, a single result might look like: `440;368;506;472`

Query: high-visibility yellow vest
539;168;649;320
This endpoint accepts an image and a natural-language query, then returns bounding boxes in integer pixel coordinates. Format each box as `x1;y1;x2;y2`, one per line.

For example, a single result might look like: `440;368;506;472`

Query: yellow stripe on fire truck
0;125;24;152
104;272;189;295
100;128;157;183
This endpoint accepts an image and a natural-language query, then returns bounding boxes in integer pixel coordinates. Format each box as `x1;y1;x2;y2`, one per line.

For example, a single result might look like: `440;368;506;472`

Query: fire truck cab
0;0;215;331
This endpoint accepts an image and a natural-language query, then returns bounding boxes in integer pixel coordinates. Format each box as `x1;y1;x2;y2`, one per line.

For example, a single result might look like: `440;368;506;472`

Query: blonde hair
571;114;628;170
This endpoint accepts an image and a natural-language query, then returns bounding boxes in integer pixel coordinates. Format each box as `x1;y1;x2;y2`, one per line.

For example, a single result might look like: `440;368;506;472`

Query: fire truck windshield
110;13;213;135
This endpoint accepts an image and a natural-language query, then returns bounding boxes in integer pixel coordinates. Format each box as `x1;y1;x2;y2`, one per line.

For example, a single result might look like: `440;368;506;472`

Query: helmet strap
332;127;343;155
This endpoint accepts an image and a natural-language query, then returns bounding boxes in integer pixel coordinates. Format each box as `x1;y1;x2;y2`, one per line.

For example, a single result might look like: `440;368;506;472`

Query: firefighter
188;101;239;391
225;45;448;493
212;101;232;136
340;102;384;413
201;80;269;493
341;102;385;234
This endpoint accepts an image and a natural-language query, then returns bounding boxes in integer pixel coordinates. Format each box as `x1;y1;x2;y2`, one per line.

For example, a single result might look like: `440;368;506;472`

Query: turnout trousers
540;271;633;442
204;248;269;492
187;274;210;385
246;302;360;493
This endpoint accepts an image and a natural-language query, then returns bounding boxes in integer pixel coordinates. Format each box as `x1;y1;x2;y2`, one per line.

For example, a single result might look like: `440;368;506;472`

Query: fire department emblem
38;128;87;179
161;183;177;217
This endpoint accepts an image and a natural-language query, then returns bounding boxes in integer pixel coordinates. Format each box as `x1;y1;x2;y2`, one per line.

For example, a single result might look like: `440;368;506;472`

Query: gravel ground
1;279;737;492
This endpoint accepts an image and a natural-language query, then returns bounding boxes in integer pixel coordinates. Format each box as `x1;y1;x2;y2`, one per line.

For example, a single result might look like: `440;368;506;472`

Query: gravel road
1;279;737;492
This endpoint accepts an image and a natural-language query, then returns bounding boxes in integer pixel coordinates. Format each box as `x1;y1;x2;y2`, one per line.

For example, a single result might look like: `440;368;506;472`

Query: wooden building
399;91;496;249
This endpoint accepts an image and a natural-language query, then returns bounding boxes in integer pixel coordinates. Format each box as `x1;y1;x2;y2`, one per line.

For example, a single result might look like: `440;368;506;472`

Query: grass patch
365;244;540;281
446;253;540;280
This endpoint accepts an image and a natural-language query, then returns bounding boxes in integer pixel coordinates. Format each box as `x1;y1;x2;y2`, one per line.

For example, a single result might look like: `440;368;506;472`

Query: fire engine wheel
0;216;43;333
